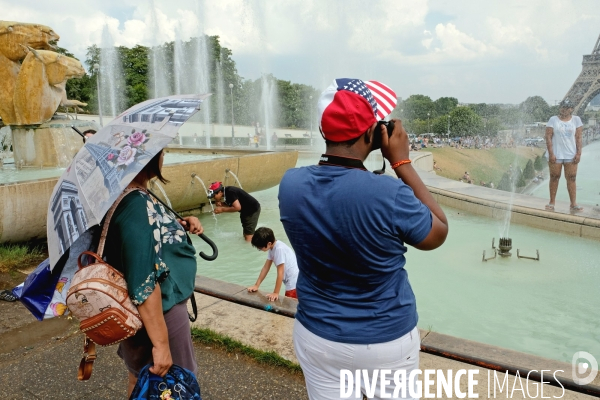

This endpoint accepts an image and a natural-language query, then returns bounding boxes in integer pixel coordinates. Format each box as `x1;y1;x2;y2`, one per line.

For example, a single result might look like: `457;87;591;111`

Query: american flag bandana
318;78;397;142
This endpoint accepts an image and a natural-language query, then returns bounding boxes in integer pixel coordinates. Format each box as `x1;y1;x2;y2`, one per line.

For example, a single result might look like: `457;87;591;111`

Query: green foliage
0;244;45;273
56;37;558;134
434;97;458;116
520;96;552;123
403;94;434;121
121;45;150;108
516;168;526;187
497;172;511;191
448;107;482;137
523;159;535;179
191;327;302;373
534;155;545;171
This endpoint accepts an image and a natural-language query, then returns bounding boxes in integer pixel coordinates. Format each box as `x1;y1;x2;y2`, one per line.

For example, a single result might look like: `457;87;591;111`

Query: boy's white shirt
267;240;299;291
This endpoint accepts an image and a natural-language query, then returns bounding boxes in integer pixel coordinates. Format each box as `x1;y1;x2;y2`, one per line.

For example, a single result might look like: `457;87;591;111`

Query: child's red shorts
284;289;297;299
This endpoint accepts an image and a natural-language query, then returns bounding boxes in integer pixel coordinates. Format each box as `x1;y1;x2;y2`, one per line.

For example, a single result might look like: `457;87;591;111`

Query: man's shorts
240;207;261;236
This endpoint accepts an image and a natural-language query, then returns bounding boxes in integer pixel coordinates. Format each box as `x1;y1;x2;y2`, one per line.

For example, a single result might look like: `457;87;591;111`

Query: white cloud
1;0;599;103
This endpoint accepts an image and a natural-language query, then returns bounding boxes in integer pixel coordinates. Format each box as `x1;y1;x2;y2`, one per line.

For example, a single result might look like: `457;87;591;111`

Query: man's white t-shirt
267;240;299;291
546;115;583;159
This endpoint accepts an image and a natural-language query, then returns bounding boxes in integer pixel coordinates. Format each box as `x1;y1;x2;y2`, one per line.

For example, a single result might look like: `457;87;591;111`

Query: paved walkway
0;302;307;400
0;289;597;399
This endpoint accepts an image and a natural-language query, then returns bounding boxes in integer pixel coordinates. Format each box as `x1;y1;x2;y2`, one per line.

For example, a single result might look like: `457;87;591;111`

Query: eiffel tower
563;34;600;115
85;143;123;195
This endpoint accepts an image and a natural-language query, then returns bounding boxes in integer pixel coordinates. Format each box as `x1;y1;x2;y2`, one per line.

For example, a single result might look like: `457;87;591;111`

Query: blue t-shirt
279;165;432;344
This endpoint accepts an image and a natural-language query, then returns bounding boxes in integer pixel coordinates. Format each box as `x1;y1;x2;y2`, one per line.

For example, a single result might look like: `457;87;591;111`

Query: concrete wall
73;114;315;139
409;152;600;241
0;149;298;243
11;119;97;168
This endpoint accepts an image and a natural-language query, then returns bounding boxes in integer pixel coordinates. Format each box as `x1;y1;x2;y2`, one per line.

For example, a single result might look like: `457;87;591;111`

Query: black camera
372;120;395;150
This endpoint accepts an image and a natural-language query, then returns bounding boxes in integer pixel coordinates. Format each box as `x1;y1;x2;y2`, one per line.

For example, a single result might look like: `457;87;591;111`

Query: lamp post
309;95;313;146
93;63;103;127
447;115;450;138
427;112;430;134
229;83;235;147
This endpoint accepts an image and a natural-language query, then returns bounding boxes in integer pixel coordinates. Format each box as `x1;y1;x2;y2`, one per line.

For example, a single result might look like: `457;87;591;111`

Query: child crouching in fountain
247;227;298;301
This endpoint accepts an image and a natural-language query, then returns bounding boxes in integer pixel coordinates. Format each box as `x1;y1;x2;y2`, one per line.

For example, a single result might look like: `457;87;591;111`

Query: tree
534;155;545;171
120;45;150;109
523;160;535;179
520;96;552;123
498;172;511;191
434;97;458;116
448;107;482;137
77;36;322;128
403;95;434;121
516;168;526;187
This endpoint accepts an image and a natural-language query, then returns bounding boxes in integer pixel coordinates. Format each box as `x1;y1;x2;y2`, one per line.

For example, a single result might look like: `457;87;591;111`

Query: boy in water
247;227;298;301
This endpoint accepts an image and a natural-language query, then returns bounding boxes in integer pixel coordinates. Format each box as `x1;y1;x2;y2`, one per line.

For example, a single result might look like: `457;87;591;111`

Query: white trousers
293;319;420;400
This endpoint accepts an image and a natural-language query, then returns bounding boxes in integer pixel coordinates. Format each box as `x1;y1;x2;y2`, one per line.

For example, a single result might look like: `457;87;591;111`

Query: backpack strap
76;187;142;381
78;337;97;381
96;187;143;258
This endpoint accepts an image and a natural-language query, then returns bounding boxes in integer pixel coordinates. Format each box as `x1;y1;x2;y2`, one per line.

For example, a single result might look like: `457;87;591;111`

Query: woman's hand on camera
380;118;409;163
179;216;204;235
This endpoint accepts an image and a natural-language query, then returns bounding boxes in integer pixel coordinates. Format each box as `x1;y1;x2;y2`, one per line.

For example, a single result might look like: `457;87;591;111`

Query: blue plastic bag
12;258;61;321
130;364;202;400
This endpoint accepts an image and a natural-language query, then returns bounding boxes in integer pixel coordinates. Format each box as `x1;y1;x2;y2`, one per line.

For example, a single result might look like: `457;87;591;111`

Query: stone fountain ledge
409;152;600;241
191;276;600;398
0;147;298;243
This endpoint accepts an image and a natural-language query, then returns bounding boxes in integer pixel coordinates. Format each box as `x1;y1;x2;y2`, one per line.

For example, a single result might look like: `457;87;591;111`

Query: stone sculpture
0;21;86;125
14;49;86;125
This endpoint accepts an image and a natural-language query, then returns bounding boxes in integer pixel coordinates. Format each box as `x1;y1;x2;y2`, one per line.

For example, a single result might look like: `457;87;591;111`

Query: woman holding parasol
103;148;203;396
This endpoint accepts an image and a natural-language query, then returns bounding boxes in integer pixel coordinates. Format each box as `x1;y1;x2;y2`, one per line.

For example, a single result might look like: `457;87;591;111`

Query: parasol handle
71;126;85;138
198;233;218;261
146;189;218;262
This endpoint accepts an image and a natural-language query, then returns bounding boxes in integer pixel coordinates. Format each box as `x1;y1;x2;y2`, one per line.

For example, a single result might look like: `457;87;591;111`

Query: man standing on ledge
279;78;448;399
208;182;261;242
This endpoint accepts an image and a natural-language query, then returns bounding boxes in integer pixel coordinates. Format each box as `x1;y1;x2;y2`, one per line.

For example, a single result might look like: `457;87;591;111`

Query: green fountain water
189;153;600;364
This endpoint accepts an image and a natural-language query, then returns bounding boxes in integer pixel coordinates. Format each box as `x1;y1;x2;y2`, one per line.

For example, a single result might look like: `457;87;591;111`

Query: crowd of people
411;135;517;150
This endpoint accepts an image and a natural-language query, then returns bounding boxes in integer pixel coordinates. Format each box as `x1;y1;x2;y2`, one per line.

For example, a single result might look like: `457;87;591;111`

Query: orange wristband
391;159;411;169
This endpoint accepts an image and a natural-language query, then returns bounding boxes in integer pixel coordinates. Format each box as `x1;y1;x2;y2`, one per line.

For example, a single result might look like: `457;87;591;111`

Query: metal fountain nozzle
191;173;197;178
498;237;512;257
225;168;230;173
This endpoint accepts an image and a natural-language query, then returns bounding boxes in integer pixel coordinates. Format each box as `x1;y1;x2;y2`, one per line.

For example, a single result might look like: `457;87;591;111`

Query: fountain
0;21;96;169
99;25;125;119
497;237;512;257
191;173;215;214
225;168;244;189
0;20;298;243
149;179;172;208
188;152;600;367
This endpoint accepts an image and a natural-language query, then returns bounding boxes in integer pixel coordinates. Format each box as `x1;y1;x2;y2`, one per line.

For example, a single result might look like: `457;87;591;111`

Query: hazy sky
3;0;600;105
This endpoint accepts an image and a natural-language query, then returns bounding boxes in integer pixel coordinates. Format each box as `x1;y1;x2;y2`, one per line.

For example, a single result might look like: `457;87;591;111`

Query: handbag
130;364;202;400
66;188;143;380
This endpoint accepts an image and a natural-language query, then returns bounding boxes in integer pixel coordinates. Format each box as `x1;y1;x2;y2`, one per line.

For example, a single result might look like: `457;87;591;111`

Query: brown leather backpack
66;188;143;380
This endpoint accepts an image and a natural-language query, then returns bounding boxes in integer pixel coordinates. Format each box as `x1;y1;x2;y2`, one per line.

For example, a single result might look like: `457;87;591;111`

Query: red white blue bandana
318;78;397;142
